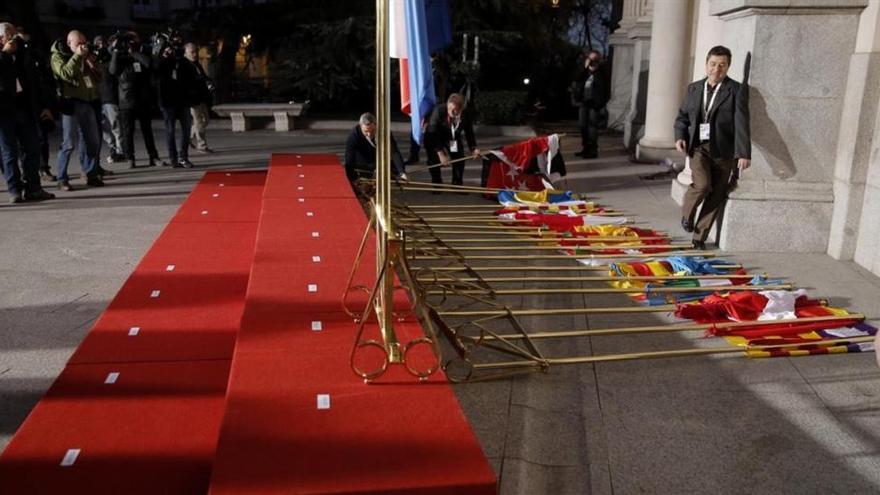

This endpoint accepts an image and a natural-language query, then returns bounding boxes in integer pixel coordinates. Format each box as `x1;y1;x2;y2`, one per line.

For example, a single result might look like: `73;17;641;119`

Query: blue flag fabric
425;0;452;54
404;0;437;145
665;256;733;275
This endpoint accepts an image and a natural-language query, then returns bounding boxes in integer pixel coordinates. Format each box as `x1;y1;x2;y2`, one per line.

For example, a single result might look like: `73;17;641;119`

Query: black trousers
119;106;160;160
428;150;465;185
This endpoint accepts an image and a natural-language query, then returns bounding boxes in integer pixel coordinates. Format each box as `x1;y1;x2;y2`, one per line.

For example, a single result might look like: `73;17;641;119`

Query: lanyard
702;79;722;122
449;116;460;140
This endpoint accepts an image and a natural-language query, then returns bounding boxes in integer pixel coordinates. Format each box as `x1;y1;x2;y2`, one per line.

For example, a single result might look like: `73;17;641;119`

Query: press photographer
50;29;103;190
0;22;56;203
109;30;160;168
156;28;199;168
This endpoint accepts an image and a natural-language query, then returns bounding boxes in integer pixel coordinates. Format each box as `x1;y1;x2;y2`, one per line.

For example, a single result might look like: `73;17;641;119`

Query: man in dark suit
674;45;751;250
571;49;608;159
343;112;406;184
424;92;480;185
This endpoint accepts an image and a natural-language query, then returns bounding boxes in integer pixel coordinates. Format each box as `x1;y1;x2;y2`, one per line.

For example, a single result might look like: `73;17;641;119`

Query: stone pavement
1;122;879;494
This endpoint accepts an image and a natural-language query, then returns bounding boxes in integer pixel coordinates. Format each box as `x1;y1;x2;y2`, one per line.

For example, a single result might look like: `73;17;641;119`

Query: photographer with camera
184;42;214;154
0;22;56;203
14;25;58;183
156;30;198;168
50;30;103;190
110;31;160;169
95;34;124;165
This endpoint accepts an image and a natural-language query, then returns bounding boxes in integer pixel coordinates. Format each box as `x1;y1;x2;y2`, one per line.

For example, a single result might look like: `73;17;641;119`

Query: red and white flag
485;134;561;191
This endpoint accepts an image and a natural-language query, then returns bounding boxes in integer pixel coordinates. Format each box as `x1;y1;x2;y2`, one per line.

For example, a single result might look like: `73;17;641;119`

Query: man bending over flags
344;112;406;185
424;93;480;185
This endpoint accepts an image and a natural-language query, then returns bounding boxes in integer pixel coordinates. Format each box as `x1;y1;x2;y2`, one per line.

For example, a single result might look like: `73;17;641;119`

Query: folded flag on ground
483;135;566;191
494;203;605;215
674;290;877;356
606;257;753;305
497;189;583;207
497;211;630;230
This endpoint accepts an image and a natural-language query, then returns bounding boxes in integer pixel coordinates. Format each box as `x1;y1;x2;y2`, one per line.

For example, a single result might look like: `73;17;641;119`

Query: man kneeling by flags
344;112;407;186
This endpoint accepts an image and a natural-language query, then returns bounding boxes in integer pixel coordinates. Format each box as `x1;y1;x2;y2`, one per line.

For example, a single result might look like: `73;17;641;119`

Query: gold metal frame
346;2;870;383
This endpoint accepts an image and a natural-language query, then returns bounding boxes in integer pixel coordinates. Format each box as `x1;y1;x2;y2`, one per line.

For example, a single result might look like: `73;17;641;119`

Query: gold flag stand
344;1;870;383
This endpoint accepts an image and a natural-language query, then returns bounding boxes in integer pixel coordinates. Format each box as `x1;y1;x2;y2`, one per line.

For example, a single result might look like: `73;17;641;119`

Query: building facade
609;0;880;277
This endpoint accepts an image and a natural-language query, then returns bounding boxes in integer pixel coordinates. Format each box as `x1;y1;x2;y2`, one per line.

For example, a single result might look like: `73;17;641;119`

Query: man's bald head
67;30;87;53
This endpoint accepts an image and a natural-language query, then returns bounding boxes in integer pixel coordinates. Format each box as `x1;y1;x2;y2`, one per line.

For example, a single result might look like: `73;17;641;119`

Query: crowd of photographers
0;23;215;204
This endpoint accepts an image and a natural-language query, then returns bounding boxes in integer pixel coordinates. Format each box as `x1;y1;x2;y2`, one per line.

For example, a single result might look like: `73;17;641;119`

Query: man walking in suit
674;45;751;250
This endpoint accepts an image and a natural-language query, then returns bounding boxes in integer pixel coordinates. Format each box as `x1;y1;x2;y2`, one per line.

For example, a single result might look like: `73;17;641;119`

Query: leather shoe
681;217;694;233
692;240;707;250
86;177;105;187
179;159;194;169
58;180;74;192
24;189;55;201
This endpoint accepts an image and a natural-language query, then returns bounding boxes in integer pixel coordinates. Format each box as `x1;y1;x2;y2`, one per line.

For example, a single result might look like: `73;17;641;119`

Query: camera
111;30;131;52
152;27;183;58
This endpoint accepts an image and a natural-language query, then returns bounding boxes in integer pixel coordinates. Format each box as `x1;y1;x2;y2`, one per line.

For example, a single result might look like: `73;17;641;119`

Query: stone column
636;0;692;161
623;1;653;150
606;0;640;131
827;1;880;275
714;0;867;252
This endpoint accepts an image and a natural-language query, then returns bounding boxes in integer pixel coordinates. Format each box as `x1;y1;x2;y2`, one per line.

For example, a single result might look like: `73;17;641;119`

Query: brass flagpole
373;0;400;363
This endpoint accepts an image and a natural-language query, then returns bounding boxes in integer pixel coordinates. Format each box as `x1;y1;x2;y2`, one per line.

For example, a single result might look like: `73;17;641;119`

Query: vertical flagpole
375;0;401;363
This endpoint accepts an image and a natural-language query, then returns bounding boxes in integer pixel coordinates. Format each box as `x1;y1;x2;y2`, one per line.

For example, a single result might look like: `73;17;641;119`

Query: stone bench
213;101;309;132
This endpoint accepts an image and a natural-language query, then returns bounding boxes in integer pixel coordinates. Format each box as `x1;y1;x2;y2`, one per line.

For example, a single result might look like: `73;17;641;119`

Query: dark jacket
674;76;751;160
572;66;609;110
110;49;153;110
189;58;213;106
0;46;51;118
95;49;117;104
157;54;200;109
344;125;405;182
424;103;476;157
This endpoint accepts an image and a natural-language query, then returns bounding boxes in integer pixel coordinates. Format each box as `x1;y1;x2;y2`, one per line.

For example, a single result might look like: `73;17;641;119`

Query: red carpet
0;171;264;494
1;158;496;495
0;360;231;494
208;154;496;494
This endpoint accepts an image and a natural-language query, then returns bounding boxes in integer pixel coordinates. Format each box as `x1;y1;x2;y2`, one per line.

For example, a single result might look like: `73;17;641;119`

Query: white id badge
699;123;710;141
172;69;178;80
15;78;23;93
449;140;459;153
84;76;93;89
133;62;142;73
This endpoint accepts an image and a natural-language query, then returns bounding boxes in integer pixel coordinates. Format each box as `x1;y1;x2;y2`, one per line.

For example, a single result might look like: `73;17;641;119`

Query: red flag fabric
496;136;550;171
485;162;546;191
675;292;826;323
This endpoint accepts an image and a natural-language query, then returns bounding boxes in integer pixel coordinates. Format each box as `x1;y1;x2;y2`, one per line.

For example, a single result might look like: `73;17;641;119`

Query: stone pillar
636;0;692;161
623;1;653;150
714;0;867;253
671;0;726;206
828;1;880;275
606;34;635;131
606;0;640;131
